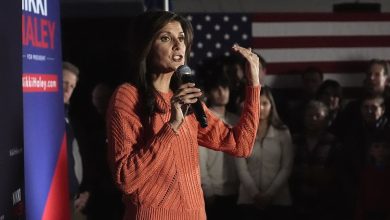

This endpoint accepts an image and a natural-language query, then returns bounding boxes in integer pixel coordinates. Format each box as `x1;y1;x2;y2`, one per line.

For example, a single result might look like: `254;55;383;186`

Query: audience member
355;138;390;220
199;72;240;220
291;100;342;220
63;61;90;220
222;55;247;114
315;79;344;131
340;93;390;218
287;66;324;135
334;59;390;139
236;86;294;220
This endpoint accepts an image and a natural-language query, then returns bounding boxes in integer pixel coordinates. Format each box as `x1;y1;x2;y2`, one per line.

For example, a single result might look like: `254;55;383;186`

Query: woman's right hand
232;44;260;86
169;83;202;132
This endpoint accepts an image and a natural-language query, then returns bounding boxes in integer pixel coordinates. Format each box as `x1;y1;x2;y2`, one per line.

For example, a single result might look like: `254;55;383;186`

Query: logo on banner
22;0;55;50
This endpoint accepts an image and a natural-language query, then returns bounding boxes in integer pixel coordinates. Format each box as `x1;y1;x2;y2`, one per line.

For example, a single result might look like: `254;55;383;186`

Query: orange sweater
107;83;260;220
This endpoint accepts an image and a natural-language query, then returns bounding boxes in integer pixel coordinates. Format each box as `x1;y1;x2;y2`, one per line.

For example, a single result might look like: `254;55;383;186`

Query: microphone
176;65;208;128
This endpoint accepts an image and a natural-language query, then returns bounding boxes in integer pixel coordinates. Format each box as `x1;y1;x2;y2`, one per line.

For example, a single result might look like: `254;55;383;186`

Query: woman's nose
172;38;182;50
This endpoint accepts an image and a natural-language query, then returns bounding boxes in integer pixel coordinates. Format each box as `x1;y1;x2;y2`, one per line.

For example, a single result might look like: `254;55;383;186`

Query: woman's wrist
168;120;181;134
248;81;260;87
247;78;260;87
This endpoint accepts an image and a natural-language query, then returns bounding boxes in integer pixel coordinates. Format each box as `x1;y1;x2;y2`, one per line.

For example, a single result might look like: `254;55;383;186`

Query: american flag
186;13;252;67
186;13;390;88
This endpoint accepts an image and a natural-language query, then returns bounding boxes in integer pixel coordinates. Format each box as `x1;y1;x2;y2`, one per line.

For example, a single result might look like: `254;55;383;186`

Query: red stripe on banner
252;13;390;22
252;36;390;49
42;134;70;220
266;61;369;74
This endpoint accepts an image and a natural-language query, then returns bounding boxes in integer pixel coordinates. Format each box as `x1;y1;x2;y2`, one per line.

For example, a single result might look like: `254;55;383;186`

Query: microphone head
176;65;192;76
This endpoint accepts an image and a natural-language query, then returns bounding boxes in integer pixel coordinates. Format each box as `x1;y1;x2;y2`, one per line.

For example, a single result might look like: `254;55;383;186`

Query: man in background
63;61;89;219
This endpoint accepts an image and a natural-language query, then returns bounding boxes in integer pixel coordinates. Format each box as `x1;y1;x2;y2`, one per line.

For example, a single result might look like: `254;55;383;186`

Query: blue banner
22;0;70;219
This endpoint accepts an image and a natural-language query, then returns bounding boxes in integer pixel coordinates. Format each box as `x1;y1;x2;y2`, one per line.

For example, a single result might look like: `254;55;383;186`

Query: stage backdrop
188;13;390;88
0;0;25;219
22;0;70;219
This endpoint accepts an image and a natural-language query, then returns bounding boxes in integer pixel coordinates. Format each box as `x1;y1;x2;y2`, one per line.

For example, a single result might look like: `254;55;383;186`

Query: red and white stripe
251;13;390;88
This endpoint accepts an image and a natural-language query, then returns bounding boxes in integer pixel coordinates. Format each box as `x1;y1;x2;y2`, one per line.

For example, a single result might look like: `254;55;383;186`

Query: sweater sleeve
235;157;260;198
264;129;294;197
198;86;260;157
106;87;177;195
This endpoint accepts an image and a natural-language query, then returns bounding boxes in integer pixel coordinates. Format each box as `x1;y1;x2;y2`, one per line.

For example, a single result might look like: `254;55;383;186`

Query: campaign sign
22;0;70;219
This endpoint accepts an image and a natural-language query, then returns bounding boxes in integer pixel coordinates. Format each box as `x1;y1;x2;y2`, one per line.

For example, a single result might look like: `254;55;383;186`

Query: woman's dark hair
260;86;287;130
128;10;193;119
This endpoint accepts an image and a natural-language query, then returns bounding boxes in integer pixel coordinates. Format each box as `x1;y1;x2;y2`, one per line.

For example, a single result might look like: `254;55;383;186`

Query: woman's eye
178;36;185;42
161;36;170;42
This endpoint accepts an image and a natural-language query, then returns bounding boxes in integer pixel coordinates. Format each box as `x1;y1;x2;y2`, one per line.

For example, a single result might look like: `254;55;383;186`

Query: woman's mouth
173;55;183;62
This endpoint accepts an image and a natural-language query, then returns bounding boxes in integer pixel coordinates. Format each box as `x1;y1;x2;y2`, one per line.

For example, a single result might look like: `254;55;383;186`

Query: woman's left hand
232;44;260;86
169;83;202;132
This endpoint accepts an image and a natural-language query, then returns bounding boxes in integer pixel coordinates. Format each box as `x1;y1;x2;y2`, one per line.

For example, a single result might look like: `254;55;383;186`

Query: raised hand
232;44;260;86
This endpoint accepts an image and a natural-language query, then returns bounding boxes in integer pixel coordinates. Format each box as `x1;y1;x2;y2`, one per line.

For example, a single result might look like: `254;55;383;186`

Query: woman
106;11;260;220
235;86;294;220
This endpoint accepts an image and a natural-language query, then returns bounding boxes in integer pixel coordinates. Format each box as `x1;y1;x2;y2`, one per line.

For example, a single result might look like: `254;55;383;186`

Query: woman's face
150;21;186;73
260;95;272;120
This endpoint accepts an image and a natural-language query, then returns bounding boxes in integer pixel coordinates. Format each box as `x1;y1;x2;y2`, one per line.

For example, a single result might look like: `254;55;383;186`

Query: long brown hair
260;86;287;130
128;10;194;118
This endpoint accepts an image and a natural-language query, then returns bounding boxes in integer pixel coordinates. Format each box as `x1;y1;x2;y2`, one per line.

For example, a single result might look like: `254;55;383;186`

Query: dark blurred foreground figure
106;10;261;220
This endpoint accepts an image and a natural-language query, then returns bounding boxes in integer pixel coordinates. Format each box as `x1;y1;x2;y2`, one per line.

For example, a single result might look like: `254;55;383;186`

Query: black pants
238;204;292;220
205;195;239;220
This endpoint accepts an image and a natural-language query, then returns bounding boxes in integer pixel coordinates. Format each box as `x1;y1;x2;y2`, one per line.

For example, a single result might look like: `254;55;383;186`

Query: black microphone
176;65;208;128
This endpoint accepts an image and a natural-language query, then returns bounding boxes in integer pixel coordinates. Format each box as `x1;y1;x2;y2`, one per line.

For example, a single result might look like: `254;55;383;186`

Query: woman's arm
198;86;260;157
197;44;261;157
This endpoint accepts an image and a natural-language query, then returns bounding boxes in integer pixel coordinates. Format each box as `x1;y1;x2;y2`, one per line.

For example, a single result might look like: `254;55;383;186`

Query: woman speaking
106;10;261;220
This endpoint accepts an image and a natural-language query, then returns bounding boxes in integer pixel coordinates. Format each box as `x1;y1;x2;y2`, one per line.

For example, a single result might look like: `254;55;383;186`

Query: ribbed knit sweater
106;83;260;220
